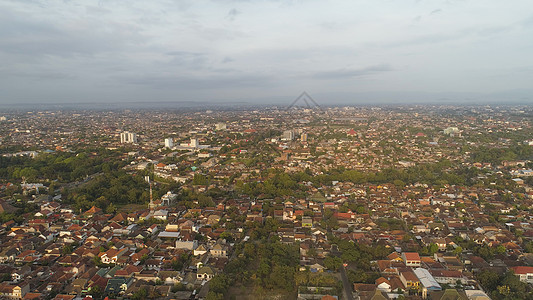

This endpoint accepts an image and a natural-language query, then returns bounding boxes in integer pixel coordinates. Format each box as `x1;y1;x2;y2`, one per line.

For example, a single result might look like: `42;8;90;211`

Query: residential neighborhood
0;105;532;299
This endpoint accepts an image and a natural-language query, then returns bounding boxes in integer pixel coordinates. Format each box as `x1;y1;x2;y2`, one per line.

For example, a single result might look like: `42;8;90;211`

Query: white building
444;127;460;136
161;191;178;205
282;130;294;141
176;240;198;250
414;268;441;299
120;131;137;143
164;138;174;148
511;266;533;284
153;209;168;220
190;138;198;148
215;123;227;130
176;137;210;150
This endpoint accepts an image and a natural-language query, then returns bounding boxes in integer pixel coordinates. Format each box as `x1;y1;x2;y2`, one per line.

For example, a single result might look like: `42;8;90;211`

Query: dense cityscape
0;105;531;300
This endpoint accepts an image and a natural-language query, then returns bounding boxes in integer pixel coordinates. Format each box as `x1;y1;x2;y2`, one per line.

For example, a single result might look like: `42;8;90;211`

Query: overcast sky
1;0;533;105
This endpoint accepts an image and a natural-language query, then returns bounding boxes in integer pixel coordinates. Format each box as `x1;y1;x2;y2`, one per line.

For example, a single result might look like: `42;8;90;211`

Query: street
340;265;355;300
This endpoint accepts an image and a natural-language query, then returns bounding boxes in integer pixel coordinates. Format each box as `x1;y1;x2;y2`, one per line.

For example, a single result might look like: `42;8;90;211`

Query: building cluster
0;105;531;299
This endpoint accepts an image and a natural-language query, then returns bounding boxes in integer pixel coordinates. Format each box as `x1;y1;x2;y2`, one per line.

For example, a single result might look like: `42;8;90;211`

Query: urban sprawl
0;105;532;300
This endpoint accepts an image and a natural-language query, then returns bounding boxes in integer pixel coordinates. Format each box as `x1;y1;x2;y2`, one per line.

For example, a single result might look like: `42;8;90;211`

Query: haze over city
2;2;533;299
2;0;533;106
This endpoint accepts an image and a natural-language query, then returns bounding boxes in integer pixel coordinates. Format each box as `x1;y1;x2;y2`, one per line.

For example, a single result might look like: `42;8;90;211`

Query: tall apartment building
164;138;174;148
282;130;294;141
120;131;137;144
190;138;198;148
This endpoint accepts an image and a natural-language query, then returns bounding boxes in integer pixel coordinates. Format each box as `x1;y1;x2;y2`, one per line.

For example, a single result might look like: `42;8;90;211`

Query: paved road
340;265;355;300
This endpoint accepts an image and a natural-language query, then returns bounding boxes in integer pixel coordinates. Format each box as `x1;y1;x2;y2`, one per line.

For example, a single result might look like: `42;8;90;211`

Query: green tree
429;243;439;255
106;202;117;214
192;174;208;185
131;287;148;300
323;256;342;271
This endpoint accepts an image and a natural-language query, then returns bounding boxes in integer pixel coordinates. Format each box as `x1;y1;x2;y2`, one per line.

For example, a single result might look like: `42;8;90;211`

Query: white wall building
190;138;198;148
120;131;137;143
282;130;294;141
512;266;533;284
164;138;174;148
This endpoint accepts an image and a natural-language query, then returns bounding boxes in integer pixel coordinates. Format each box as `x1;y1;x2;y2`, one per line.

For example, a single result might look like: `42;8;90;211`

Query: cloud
164;51;209;68
222;57;234;63
118;72;274;90
312;64;394;80
1;0;533;104
226;8;241;21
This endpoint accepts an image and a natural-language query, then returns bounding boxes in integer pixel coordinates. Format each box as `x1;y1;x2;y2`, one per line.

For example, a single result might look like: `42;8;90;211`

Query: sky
1;0;533;105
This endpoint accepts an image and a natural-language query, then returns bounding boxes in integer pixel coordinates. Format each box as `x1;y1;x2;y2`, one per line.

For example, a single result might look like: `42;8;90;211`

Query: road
340;265;355;300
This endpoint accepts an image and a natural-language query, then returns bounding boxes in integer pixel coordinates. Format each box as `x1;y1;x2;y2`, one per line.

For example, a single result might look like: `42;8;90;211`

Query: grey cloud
312;64;393;79
119;73;274;90
518;15;533;28
222;57;234;63
226;8;241;21
0;10;147;58
0;68;74;81
85;5;112;15
1;0;532;104
160;51;214;72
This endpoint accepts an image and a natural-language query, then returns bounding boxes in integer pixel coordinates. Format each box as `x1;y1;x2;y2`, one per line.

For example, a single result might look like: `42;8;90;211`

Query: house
387;252;403;262
429;269;467;285
153;209;168;221
99;248;128;264
158;270;183;285
207;214;220;225
11;265;31;283
375;277;391;293
175;240;198;250
309;263;325;273
413;268;441;299
399;270;420;291
302;217;313;228
84;206;102;217
0;247;18;263
53;295;75;300
104;277;133;295
197;266;216;281
147;224;159;235
401;252;421;267
511;266;533;284
194;244;208;256
0;282;29;299
210;243;228;257
429;289;468;300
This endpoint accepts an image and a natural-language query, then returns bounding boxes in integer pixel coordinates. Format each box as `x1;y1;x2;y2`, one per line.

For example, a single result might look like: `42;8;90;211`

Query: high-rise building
164;138;174;148
282;130;294;141
120;131;137;143
190;138;198;148
301;132;308;142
